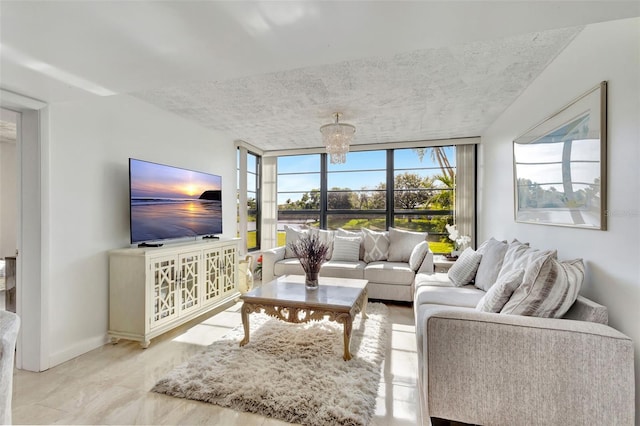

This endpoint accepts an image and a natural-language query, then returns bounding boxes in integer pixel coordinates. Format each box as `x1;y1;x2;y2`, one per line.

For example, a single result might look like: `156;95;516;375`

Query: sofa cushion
330;235;361;262
388;227;428;262
362;228;390;262
409;241;429;271
320;260;367;280
501;257;584;318
364;261;415;285
447;248;482;287
284;225;308;259
415;272;455;288
497;239;556;279
475;268;524;313
474;238;508;291
309;228;335;259
415;282;485;308
273;258;305;276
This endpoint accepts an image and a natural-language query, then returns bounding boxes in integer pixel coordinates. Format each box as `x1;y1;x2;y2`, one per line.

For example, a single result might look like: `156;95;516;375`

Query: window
237;148;261;251
275;145;472;253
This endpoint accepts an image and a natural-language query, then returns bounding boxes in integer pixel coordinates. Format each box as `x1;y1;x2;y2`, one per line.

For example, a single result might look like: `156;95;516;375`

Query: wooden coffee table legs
239;303;251;347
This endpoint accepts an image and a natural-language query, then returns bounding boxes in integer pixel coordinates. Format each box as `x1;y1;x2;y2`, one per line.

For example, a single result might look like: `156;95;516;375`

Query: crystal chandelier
320;112;355;164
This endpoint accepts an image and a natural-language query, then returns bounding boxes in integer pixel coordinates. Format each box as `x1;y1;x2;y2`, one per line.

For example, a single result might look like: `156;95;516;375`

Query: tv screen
129;158;223;244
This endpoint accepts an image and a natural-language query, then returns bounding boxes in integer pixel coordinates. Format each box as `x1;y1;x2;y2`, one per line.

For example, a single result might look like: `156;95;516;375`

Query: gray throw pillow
501;257;584;318
497;239;556;280
474;238;509;291
447;247;483;287
337;229;365;260
387;227;427;262
476;268;524;313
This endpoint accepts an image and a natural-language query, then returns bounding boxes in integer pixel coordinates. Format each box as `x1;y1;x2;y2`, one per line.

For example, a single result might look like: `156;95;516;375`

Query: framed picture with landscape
513;81;607;230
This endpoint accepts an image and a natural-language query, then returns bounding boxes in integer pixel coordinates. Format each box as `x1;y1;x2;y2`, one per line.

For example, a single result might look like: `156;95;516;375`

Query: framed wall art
513;81;607;230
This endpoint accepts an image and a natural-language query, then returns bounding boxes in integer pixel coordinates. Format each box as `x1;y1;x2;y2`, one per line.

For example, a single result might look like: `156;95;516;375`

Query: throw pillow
474;238;509;291
309;228;335;260
284;225;308;259
496;239;556;280
387;227;428;262
501;257;584;318
337;228;365;260
408;241;429;271
475;268;525;313
447;247;483;287
362;228;390;263
330;236;362;262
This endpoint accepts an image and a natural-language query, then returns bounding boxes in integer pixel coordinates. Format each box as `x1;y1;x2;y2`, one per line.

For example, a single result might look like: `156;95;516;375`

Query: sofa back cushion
447;247;482;287
362;228;390;262
387;227;427;262
474;238;508;291
284;225;308;258
501;256;584;318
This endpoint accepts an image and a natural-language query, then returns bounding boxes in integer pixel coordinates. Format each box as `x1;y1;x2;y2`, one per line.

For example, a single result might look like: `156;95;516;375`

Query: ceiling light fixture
320;112;355;164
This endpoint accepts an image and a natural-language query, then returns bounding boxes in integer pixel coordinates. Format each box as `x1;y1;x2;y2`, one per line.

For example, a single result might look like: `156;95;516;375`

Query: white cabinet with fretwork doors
108;238;239;348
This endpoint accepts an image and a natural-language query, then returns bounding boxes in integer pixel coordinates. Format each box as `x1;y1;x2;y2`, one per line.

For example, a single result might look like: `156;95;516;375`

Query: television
129;158;223;245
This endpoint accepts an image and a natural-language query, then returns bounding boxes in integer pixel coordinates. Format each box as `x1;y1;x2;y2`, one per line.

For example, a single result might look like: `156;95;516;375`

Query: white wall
479;17;640;422
45;94;236;365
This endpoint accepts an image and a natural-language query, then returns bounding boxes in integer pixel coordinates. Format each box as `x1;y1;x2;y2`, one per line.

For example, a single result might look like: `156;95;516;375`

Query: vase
305;271;319;290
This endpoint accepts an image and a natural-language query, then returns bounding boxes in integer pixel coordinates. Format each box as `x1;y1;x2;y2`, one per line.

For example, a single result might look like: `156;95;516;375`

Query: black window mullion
320;153;328;229
386;149;394;229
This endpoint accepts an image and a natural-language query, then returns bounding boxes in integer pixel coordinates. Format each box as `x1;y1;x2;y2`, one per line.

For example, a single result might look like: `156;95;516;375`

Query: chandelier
320;112;355;164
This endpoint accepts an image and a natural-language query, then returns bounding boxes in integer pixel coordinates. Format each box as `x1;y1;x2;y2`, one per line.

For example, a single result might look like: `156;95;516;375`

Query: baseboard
48;333;110;369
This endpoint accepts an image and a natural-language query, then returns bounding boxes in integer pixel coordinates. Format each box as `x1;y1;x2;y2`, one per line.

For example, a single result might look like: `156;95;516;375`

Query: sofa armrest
261;246;286;283
417;248;434;273
421;309;634;425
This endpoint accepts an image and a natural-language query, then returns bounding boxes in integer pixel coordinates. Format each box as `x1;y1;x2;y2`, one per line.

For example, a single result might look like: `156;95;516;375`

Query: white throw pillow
476;268;525;313
330;236;362;262
284;225;308;258
387;227;428;262
496;239;556;280
474;238;509;291
362;228;390;263
337;228;365;260
408;241;429;271
447;247;483;287
501;257;584;318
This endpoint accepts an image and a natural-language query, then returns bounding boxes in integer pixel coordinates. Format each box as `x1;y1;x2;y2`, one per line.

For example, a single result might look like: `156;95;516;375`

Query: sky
277;147;455;203
130;158;222;199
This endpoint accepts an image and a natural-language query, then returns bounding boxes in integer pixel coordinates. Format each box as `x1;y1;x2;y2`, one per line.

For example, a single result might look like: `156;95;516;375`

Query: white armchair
0;311;20;425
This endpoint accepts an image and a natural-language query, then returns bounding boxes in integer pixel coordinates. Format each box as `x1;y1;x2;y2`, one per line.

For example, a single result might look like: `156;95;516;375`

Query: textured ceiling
134;27;581;150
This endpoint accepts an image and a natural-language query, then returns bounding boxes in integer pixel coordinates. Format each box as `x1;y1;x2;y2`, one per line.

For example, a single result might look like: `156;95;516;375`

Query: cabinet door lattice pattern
222;246;237;294
204;248;222;302
179;252;200;312
152;257;177;323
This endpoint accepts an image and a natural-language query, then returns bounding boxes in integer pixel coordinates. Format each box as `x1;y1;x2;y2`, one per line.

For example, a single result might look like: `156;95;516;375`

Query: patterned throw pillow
447;247;483;287
387;227;428;262
337;229;365;260
330;236;362;262
408;241;429;271
474;238;509;291
501;257;584;318
362;228;389;263
284;226;308;258
476;268;525;313
496;239;556;280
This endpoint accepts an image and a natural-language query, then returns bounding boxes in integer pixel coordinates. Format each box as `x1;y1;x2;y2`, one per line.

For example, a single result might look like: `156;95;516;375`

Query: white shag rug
152;303;389;426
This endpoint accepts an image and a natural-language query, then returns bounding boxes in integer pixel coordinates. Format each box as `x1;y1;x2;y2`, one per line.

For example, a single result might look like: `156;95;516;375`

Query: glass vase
305;271;319;290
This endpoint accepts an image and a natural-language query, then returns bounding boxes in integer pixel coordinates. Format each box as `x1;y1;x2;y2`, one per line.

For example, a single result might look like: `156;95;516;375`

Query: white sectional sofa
261;226;434;302
414;238;635;425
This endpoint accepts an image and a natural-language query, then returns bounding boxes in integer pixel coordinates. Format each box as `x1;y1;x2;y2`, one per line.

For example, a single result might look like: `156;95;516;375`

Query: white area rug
153;303;389;426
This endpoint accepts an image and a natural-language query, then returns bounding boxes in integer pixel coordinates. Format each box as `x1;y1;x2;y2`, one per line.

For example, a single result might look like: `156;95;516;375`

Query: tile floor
12;300;421;425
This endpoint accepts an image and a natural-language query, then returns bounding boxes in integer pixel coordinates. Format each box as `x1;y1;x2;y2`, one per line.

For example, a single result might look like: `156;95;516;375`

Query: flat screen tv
129;158;223;244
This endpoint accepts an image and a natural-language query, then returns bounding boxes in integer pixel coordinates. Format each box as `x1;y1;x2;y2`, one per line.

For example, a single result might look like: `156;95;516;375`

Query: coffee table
239;275;368;361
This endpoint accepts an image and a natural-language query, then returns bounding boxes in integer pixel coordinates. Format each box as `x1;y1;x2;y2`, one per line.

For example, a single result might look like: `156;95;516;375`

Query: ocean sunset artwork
129;159;223;243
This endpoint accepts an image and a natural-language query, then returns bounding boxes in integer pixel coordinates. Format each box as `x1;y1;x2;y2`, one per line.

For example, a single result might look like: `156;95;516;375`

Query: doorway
0;108;18;312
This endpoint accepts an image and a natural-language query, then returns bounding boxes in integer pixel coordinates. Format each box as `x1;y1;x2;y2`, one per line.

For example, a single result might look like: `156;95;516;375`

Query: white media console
108;238;240;348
